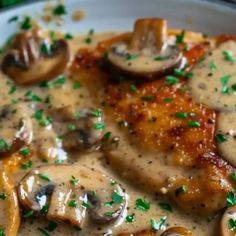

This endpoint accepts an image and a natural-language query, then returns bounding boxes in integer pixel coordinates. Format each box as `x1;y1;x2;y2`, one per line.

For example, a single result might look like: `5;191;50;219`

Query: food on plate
0;5;236;235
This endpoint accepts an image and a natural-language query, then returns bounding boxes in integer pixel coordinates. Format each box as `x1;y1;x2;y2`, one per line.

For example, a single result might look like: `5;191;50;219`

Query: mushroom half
18;165;126;227
160;227;194;236
220;205;236;236
0;103;33;155
2;30;70;85
107;18;183;79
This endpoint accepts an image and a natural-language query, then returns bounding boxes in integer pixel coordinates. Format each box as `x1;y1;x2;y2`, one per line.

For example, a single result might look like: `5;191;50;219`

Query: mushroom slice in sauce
118;229;157;236
160;227;193;236
188;40;236;111
107;18;183;79
1;30;70;85
18;165;126;227
0;103;33;155
49;106;104;151
220;205;236;236
216;111;236;166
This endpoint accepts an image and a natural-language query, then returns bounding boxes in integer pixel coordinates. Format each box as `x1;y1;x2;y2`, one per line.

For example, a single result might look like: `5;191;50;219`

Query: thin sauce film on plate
0;2;236;236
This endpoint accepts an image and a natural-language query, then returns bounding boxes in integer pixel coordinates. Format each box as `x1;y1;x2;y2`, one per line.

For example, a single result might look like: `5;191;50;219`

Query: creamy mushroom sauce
0;32;225;236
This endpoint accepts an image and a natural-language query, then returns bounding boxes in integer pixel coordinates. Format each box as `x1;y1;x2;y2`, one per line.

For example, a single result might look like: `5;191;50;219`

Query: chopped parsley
103;131;112;140
158;202;172;212
37;228;50;236
94;122;105;130
186;121;200;128
0;139;9;152
84;37;92;44
175;185;188;196
25;90;41;102
209;62;217;72
20;16;32;30
90;109;102;117
64;33;73;40
34;109;52;127
176;30;185;44
70;175;79;186
73;81;81;89
23;210;34;218
40;75;66;89
154;56;170;61
231;172;236;182
38;173;51;182
223;50;236;62
226;192;236;206
53;4;67;16
232;84;236;91
112;191;123;204
19;147;30;156
229;218;236;233
8;85;16;94
8;15;18;23
68;200;77;208
215;133;227;143
220;74;231;94
163;97;173;103
125;213;135;223
82;201;91;209
165;76;179;85
0;228;5;236
175;112;187;119
46;221;58;232
40;204;49;214
126;54;138;60
141;95;154;101
150;216;167;231
130;84;138;93
21;160;33;170
135;198;150;211
68;123;76;131
0;193;6;200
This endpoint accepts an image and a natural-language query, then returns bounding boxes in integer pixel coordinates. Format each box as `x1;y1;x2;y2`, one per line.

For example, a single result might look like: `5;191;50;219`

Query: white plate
0;0;236;46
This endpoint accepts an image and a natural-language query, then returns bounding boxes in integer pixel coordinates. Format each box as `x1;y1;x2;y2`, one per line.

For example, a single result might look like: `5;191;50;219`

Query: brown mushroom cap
220;205;236;236
161;227;194;236
18;165;126;227
1;30;70;85
107;18;183;80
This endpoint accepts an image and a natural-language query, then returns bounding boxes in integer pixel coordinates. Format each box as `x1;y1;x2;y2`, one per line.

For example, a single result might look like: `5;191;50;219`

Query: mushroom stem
128;18;167;52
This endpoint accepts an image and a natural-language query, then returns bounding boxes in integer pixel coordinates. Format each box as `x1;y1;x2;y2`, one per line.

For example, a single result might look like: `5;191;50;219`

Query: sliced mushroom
18;165;126;227
0;103;33;155
49;106;104;151
118;230;157;236
220;205;236;236
2;30;70;85
161;227;193;236
107;18;183;79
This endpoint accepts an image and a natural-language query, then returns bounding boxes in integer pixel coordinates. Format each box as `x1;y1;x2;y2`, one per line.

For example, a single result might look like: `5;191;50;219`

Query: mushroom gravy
0;20;236;236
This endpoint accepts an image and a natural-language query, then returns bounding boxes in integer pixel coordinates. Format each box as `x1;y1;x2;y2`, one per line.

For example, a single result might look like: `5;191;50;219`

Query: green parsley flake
163;97;173;103
209;62;217;72
34;109;52;127
84;37;92;44
126;214;135;223
0;139;9;152
130;84;138;93
70;175;79;185
158;202;172;212
112;191;123;204
220;75;231;94
40;204;49;214
68;123;76;131
186;121;200;128
176;30;185;44
68;200;77;208
215;133;227;143
150;216;167;231
8;86;16;94
126;54;138;60
19;147;30;156
21;160;33;170
73;81;81;89
37;227;50;236
175;185;188;196
103;131;111;140
229;218;236;233
226;191;236;206
223;50;236;62
46;221;58;232
165;76;179;85
38;173;51;182
21;16;32;30
175;112;187;119
232;84;236;91
231;172;236;182
91;109;102;117
23;210;34;218
104;201;114;207
94;122;105;130
0;228;5;236
135;198;150;211
154;56;170;61
82;201;91;209
64;33;73;40
25;91;41;102
53;4;67;16
141;95;154;101
8;15;18;23
0;193;6;200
